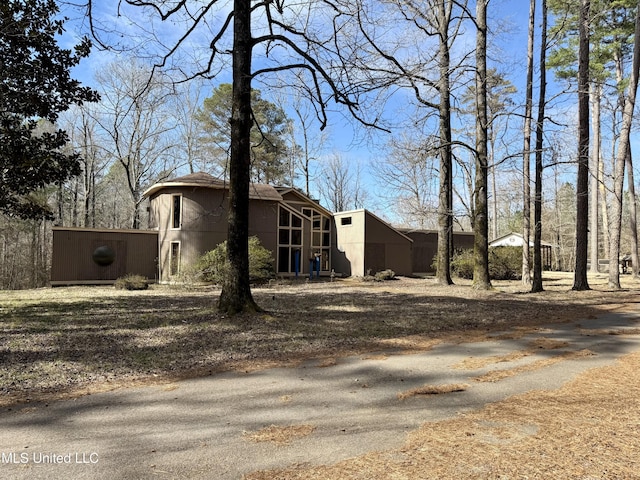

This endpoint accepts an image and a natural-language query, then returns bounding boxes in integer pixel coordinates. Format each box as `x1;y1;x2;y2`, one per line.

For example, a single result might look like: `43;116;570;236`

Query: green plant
489;246;522;280
451;247;523;281
114;274;150;290
196;236;274;285
451;250;474;279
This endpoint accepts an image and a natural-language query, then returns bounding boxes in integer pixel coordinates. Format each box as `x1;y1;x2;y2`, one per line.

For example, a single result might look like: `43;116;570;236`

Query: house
142;172;413;282
52;174;550;285
489;232;552;270
52;172;516;285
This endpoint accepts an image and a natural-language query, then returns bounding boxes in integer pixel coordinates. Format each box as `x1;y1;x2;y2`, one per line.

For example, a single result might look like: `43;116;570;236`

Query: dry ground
2;272;640;478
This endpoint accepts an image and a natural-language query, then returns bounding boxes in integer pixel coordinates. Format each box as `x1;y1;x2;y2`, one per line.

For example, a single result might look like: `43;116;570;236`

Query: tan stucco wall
333;210;413;277
333;211;366;277
151;187;279;282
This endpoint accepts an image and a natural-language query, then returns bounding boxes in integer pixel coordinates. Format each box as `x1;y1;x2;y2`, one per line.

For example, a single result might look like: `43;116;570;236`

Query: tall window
172;195;182;229
278;207;303;273
170;241;180;276
311;210;331;272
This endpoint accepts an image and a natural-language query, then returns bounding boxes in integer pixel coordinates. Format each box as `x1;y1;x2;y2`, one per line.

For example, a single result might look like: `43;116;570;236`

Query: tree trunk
572;0;590;291
531;0;548;293
600;143;609;251
626;144;639;277
608;0;640;289
522;0;535;287
589;83;601;273
218;0;262;314
436;0;454;286
473;0;491;289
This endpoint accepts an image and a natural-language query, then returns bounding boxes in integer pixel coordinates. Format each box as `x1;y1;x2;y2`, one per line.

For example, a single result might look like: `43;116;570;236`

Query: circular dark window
93;245;115;266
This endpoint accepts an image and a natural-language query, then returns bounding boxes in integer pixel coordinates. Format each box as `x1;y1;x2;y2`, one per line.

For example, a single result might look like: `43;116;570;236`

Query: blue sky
60;1;597;225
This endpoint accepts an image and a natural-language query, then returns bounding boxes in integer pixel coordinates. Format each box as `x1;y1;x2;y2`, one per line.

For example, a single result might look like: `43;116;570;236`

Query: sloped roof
489;232;553;247
274;187;333;216
142;172;283;202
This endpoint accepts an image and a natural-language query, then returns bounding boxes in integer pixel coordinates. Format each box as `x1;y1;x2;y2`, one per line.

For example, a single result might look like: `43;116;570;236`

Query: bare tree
93;59;180;229
353;0;471;285
318;153;366;212
373;133;439;229
608;0;640;289
85;0;385;313
274;77;328;196
589;82;603;274
59;105;110;228
173;79;208;175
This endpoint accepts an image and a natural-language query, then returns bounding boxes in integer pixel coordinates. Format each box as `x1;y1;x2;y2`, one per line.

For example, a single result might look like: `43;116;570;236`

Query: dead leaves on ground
243;424;315;445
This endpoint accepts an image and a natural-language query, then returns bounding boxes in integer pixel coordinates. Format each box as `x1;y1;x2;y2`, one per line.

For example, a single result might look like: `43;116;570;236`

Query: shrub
489;246;522;280
196;236;274;285
374;269;396;281
114;274;150;290
451;247;522;281
451;249;474;279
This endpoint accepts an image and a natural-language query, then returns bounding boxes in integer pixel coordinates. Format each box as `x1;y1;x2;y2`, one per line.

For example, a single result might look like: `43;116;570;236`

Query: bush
451;250;474;279
362;269;396;282
374;269;396;281
114;274;150;290
451;246;522;281
196;236;274;285
489;246;522;280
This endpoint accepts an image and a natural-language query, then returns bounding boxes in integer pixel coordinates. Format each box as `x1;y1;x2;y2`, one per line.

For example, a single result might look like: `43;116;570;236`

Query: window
311;209;331;272
170;242;180;276
277;206;304;273
172;195;182;229
279;208;290;227
341;216;352;226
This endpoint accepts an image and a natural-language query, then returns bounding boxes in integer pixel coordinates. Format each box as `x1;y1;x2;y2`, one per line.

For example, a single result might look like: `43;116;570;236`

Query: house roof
142;172;283;202
274;187;333;216
489;232;553;247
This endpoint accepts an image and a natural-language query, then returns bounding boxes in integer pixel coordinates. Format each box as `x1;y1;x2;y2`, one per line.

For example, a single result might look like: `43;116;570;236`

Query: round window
93;245;115;266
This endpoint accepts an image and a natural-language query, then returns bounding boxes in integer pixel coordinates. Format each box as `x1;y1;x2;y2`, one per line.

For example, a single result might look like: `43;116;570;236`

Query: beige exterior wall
333;211;366;277
151;187;279;282
333;210;412;277
51;228;158;285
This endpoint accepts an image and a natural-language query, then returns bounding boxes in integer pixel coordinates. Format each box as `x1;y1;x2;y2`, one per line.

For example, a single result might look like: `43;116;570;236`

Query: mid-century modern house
143;172;415;282
50;172;485;285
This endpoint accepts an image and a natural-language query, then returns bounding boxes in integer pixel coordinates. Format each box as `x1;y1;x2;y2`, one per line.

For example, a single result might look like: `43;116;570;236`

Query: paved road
1;311;640;480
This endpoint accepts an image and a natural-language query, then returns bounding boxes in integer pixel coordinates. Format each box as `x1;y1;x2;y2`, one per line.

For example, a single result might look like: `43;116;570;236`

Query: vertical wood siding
51;228;158;285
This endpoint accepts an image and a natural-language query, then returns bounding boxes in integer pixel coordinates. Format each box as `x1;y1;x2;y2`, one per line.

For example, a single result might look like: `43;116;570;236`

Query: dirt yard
2;272;640;478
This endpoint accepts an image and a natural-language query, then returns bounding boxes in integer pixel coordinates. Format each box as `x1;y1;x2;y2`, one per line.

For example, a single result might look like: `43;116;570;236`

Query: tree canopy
0;0;98;219
196;83;292;185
